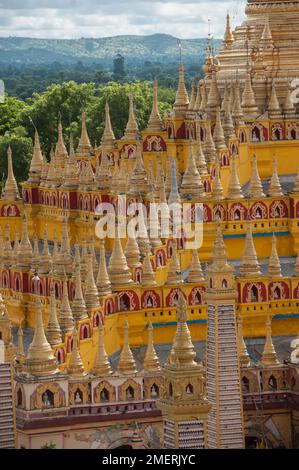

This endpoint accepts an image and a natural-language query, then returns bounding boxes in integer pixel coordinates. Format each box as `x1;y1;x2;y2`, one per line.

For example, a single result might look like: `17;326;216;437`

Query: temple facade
1;0;299;449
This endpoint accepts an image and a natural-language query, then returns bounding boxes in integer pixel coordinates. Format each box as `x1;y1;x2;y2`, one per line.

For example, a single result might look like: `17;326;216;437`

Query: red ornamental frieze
239;129;247;143
271;123;284;141
143;135;166;152
1;270;10;289
93;310;105;327
0;204;20;217
269;281;290;300
104;297;115;315
79;322;91;340
269;199;288;218
175;122;186;139
249;201;268;219
55;347;66;364
188;286;206;305
141;290;161;309
242;282;267;303
78;194;91;211
293;283;299;299
203;204;212;222
229;202;247;221
155;249;166;267
286;123;298;140
251;123;268;142
166;122;174;139
221;153;229;166
166;288;186;307
120;144;136;159
213;204;226;221
118;290;140;311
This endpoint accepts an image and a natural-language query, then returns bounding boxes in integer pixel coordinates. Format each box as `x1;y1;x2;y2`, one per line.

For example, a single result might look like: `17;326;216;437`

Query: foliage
40;441;57;449
0;133;32;185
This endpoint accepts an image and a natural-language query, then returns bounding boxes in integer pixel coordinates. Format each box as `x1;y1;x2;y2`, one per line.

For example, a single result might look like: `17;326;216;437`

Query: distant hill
0;34;222;67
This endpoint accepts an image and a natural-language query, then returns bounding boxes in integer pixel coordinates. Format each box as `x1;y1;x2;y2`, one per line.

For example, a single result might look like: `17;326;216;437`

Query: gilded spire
247;154;265;198
84;253;100;310
206;69;220;116
68;327;86;378
25;299;59;376
268;82;282;119
62;136;79;189
188;79;196;110
268;234;282;277
59;276;74;333
57;217;73;275
72;259;88;321
141;249;157;287
167;291;198;368
241;70;258;118
101;102;115;147
227;154;243;199
283;85;296;119
55;121;68;163
110;158;120;195
194;80;202;111
128;141;150;197
16;326;25;365
108;225;134;286
173;64;189;113
125;229;141;269
147;80;163;131
168;158;181;205
232;78;244;122
268;159;283;197
261;315;280;367
203;120;216;163
2;146;20;201
237;316;251;368
199;80;207;114
213;106;227;150
117;319;138;375
212;163;224;200
207;222;233;273
143;322;160;372
17;216;33;270
195;136;208;176
77;111;91;154
92;323;112;376
180;146;204;200
261;16;273;47
39;227;52;274
224;12;234;46
3;224;13;268
46;285;62;346
96;149;111;191
28;129;44;183
96;239;112;297
239;221;261;276
187;249;205;283
165;242;182;285
124;93;139;140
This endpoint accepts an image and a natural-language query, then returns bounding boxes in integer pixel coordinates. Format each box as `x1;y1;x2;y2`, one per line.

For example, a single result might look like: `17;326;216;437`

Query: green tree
19;81;97;155
41;441;57;449
0;95;29;135
0;133;32;186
